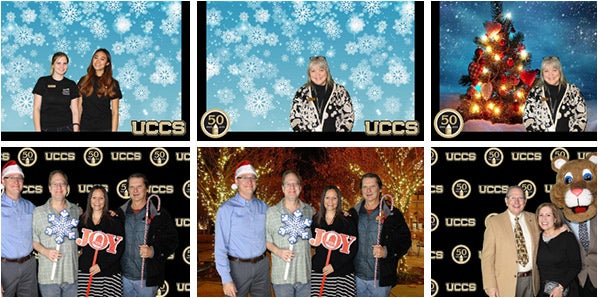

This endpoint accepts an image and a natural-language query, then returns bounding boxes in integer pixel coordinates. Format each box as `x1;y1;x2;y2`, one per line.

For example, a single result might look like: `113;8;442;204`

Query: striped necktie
579;222;590;252
514;216;529;266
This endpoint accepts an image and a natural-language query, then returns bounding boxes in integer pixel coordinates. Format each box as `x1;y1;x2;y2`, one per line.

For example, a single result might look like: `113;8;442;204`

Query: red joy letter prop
309;228;357;296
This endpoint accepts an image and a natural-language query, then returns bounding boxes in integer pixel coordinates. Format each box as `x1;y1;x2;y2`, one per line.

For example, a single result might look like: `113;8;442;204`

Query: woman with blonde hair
32;52;80;132
523;56;587;132
290;56;354;132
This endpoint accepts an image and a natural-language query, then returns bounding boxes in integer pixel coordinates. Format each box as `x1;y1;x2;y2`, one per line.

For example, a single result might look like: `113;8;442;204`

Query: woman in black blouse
536;202;581;297
77;185;125;296
310;186;358;297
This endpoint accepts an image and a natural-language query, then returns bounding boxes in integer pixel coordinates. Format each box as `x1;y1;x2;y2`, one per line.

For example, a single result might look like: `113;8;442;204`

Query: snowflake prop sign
278;209;312;245
45;209;79;245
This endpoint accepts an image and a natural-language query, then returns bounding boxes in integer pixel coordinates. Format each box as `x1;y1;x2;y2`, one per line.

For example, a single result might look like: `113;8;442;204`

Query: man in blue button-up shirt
215;160;271;297
1;160;38;297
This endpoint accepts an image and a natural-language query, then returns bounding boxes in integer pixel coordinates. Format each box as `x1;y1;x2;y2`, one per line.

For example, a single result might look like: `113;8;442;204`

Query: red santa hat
232;160;257;190
2;160;24;179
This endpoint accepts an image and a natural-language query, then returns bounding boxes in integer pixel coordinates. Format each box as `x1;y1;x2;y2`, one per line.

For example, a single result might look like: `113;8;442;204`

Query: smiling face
128;177;148;205
505;187;526;216
49;173;68;200
90;188;106;213
537;206;556;232
310;66;327;86
324;189;339;213
542;65;561;86
51;56;69;77
236;174;257;200
92;51;110;75
282;172;301;201
2;173;24;200
361;177;381;204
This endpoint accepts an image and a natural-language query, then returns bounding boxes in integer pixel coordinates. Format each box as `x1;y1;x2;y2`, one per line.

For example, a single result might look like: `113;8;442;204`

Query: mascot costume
550;152;597;296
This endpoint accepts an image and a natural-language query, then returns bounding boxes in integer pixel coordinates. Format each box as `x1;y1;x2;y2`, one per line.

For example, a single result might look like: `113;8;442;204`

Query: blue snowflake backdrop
1;1;182;131
439;1;596;108
206;1;415;132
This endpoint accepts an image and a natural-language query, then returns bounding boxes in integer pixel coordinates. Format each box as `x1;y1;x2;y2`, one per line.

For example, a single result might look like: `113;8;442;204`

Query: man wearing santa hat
1;160;38;296
215;160;271;297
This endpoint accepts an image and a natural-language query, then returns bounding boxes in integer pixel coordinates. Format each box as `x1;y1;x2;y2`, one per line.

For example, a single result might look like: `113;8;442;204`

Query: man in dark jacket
348;173;411;296
116;173;178;296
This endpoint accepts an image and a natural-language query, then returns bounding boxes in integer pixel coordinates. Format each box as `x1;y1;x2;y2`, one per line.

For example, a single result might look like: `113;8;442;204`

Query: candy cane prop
374;194;394;288
76;228;123;297
278;209;312;280
309;228;357;297
141;194;161;287
44;209;78;280
319;249;332;297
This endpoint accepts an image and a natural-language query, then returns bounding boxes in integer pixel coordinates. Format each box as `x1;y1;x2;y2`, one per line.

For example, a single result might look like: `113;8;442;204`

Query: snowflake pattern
278;209;312;245
1;2;183;131
245;88;274;118
44;209;79;245
206;1;415;131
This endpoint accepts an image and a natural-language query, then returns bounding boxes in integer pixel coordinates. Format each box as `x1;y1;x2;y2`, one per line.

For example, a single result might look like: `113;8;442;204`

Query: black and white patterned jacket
290;83;354;132
523;84;587;132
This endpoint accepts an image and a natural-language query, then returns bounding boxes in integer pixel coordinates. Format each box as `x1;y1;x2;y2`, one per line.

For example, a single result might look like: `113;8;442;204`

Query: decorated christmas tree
458;1;538;124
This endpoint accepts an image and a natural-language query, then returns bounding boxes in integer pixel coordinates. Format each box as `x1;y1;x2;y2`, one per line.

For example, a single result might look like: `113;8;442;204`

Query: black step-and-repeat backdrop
431;147;596;297
0;147;190;297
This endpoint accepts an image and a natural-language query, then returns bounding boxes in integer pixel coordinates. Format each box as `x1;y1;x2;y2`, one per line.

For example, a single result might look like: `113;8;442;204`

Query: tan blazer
481;210;540;297
575;216;597;288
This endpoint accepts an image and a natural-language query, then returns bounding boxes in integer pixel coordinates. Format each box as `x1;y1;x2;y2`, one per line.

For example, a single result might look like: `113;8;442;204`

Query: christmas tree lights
458;1;538;124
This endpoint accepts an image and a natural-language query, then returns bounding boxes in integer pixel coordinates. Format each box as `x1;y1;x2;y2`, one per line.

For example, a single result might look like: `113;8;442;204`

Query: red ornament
499;40;506;47
484;21;502;38
517;44;526;52
468;61;483;80
475;48;484;58
520;70;537;87
507;58;514;67
500;75;507;83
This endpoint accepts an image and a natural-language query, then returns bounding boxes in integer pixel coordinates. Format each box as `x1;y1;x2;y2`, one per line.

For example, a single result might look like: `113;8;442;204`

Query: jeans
122;275;158;297
272;281;311;297
39;282;77;297
355;276;391;297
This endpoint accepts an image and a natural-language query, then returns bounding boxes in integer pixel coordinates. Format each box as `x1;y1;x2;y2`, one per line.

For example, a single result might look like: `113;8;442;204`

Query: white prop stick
140;194;161;287
50;244;60;280
283;244;294;280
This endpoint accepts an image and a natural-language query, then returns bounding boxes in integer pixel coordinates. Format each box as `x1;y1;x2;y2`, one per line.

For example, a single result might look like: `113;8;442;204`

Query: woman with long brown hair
77;48;122;131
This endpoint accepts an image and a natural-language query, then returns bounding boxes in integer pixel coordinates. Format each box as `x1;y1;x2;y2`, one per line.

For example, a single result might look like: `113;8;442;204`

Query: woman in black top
290;56;355;132
77;186;125;297
536;202;581;297
310;186;358;297
523;56;587;132
33;52;80;132
77;49;122;131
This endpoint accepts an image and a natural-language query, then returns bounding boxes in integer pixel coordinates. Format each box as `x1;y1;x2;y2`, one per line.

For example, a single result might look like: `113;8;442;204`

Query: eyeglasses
310;56;326;61
3;176;24;182
543;56;560;60
507;196;526;201
50;182;68;188
237;176;257;182
283;182;300;188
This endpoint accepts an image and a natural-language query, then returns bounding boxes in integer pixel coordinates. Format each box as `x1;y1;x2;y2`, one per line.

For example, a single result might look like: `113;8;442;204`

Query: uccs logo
452;244;471;264
431;279;439;297
156;281;169;297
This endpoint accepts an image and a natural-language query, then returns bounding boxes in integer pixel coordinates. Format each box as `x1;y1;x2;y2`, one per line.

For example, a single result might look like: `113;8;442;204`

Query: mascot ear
552;156;569;172
588;152;597;165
